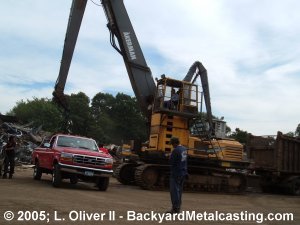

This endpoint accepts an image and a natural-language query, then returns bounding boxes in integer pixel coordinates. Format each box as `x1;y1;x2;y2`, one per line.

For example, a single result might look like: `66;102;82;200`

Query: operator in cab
167;136;188;214
164;88;179;110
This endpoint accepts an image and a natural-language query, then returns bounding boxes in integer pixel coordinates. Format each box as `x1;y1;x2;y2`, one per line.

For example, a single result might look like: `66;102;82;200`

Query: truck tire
33;161;42;180
70;176;78;185
97;177;109;191
289;178;300;196
52;164;62;188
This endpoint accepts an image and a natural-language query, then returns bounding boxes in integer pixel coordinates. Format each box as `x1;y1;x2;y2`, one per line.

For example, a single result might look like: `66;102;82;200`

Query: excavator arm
101;0;156;119
53;0;87;111
183;61;213;135
53;0;156;119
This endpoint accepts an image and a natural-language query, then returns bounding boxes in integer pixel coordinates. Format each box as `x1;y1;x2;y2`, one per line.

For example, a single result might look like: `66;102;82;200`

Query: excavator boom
53;0;87;111
53;0;156;119
101;0;156;118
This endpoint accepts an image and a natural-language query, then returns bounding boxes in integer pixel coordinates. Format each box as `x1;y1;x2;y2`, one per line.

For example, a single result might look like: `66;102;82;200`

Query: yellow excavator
54;0;249;192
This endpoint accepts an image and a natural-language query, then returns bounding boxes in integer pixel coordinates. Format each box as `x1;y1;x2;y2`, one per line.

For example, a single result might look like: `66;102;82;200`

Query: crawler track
114;163;138;185
116;163;247;193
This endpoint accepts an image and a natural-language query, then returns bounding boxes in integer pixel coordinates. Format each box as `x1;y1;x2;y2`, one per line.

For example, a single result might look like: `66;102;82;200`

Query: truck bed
246;132;300;174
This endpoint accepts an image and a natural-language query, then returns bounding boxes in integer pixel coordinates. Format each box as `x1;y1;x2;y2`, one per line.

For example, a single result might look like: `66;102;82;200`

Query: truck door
40;136;56;169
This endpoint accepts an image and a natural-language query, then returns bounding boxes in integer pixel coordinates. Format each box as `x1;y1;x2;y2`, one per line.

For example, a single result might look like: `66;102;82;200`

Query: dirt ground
0;166;299;225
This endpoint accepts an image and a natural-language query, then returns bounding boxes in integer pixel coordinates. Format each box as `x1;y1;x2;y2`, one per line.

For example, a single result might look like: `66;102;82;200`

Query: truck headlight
105;158;113;165
60;152;73;161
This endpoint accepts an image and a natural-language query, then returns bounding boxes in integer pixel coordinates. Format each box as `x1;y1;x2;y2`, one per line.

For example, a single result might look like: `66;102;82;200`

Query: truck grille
73;155;106;166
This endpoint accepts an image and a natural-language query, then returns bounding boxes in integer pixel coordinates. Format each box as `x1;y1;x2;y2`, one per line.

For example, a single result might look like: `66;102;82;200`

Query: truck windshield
57;136;98;152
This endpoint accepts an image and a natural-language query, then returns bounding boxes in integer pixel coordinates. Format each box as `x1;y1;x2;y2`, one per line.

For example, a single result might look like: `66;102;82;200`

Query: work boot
165;208;180;214
2;174;7;179
9;174;13;179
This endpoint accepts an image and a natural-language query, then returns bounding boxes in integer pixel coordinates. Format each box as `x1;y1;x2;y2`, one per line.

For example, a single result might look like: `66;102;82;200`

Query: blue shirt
169;145;188;177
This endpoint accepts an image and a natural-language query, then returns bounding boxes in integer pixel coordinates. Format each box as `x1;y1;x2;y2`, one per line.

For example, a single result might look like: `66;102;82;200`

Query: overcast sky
1;0;299;135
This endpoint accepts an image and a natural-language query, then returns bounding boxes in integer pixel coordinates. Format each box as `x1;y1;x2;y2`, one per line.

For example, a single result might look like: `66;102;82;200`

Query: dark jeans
4;151;15;175
170;176;185;211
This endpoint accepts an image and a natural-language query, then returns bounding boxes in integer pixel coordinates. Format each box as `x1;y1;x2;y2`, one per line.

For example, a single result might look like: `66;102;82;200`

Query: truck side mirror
43;143;50;148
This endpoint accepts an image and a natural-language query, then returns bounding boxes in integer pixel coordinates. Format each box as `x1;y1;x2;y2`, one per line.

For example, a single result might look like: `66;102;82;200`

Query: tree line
6;91;299;145
8;92;148;145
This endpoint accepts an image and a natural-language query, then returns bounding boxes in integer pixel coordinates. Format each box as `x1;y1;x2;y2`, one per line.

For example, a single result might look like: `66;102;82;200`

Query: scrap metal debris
0;121;51;165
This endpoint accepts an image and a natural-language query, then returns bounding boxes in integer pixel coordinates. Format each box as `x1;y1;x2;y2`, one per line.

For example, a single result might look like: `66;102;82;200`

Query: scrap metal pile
0;117;51;164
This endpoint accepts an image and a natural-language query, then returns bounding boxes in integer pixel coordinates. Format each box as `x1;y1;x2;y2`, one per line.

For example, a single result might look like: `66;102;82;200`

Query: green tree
90;92;116;143
284;132;294;137
225;126;231;136
91;92;148;144
91;92;115;116
9;98;62;132
295;124;300;137
229;128;249;144
68;92;94;136
7;91;151;145
113;93;148;143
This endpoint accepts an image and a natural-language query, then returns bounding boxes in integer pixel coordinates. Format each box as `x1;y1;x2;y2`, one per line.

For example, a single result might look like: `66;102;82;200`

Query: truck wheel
97;177;109;191
52;164;62;188
290;178;300;196
33;161;42;180
70;176;78;184
261;184;273;193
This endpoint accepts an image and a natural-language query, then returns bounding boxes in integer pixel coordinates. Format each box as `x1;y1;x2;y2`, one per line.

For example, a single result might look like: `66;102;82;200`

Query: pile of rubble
0;117;51;164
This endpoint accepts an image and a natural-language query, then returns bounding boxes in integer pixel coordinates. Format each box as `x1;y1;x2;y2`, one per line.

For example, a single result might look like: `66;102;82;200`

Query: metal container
246;132;300;195
247;132;300;174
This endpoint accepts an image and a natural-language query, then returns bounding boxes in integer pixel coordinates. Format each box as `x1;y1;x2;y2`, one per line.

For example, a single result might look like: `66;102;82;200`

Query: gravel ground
0;166;299;225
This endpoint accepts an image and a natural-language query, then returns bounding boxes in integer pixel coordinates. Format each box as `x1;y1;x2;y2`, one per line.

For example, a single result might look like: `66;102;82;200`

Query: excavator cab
141;76;202;159
153;76;199;118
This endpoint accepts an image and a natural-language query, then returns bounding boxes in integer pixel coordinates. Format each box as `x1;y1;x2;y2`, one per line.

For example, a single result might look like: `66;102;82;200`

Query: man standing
168;136;188;214
2;136;16;179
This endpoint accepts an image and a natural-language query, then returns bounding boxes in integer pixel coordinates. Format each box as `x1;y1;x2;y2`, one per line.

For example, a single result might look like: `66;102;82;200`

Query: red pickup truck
32;134;113;191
